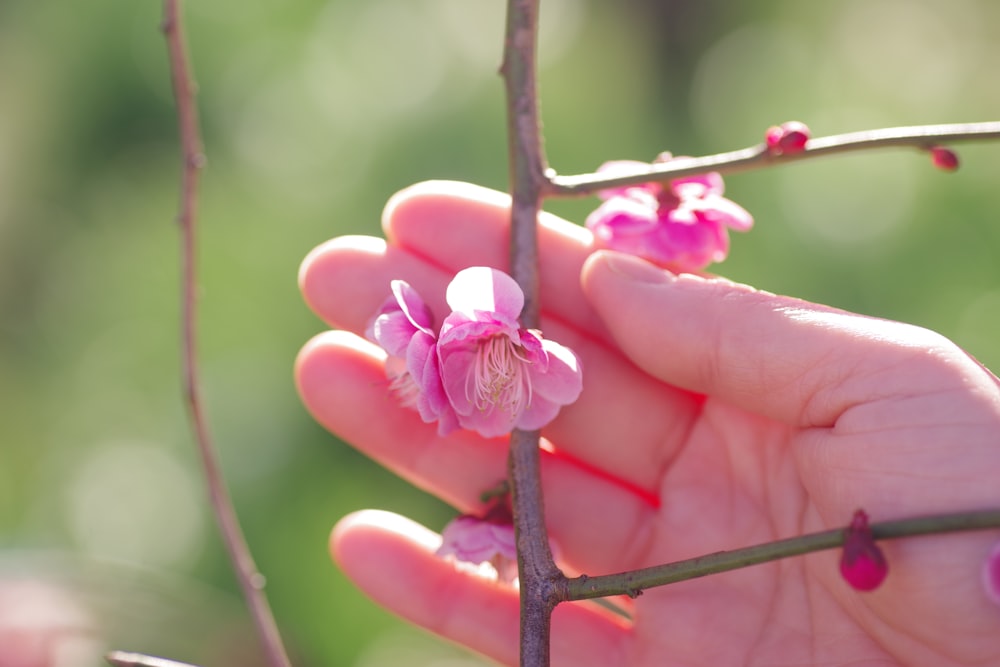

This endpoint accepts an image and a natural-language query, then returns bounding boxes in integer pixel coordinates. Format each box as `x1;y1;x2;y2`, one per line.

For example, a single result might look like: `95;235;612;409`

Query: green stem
567;508;1000;601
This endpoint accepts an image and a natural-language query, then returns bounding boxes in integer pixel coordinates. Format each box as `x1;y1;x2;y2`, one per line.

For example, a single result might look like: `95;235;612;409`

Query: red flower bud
765;121;810;155
929;146;959;171
840;509;888;591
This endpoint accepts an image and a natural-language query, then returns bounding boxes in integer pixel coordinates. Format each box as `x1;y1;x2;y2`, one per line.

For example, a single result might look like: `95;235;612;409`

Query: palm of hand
591;358;999;667
296;182;1000;667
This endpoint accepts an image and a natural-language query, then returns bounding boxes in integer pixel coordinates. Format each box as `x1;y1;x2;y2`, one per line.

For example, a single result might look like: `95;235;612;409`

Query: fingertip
293;330;389;432
582;250;678;290
381;180;511;243
329;510;630;667
331;509;441;573
328;510;523;665
298;235;389;328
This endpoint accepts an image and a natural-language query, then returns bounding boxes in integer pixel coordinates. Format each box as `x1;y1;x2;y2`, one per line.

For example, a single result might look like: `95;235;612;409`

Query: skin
295;180;1000;667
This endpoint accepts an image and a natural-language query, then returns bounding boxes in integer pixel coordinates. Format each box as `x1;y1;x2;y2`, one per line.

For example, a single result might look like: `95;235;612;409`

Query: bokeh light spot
66;441;206;569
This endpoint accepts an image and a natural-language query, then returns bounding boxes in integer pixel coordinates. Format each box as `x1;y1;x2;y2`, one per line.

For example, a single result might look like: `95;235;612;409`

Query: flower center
469;335;531;414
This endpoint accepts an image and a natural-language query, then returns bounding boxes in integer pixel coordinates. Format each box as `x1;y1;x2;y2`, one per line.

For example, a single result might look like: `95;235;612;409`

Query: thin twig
106;651;200;667
567;508;1000;600
500;0;564;665
162;3;292;667
547;121;1000;196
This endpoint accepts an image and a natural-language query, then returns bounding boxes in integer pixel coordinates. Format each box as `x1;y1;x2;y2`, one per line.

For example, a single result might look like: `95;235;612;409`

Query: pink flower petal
439;344;480;417
586;196;660;237
692;195;754;231
528;340;583;404
594;160;663;199
407;331;459;432
391;279;434;332
446;267;524;321
366;279;435;356
438;516;517;563
671;171;725;198
515;395;562;431
439;316;511;345
372;310;421;358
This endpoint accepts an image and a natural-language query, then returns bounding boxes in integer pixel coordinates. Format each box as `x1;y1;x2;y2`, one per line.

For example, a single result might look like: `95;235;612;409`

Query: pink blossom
839;509;888;591
367;280;459;434
437;267;583;438
585;159;753;273
367;268;583;438
438;513;517;562
436;501;519;582
765;121;811;155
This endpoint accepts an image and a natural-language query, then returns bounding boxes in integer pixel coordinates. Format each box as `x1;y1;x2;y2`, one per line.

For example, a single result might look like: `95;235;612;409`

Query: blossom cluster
366;266;583;438
436;500;520;583
584;156;754;273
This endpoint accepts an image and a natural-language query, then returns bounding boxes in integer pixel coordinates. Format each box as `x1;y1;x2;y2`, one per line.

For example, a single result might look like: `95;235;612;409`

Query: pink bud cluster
765;121;811;155
584;157;754;273
367;267;583;438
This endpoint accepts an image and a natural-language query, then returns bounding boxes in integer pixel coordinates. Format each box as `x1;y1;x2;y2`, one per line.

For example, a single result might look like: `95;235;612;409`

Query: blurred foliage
0;0;997;665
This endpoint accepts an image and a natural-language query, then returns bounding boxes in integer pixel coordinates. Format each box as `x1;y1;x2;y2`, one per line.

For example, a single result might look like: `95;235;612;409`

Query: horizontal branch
567;508;1000;601
547;121;1000;197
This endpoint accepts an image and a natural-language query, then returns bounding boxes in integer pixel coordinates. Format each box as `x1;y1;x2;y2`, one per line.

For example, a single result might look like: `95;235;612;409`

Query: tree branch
161;3;292;666
547;121;1000;197
567;508;1000;601
501;0;549;325
500;1;566;666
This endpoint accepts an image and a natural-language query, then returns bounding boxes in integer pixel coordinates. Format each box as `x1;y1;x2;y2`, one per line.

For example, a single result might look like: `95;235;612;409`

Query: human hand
295;181;1000;666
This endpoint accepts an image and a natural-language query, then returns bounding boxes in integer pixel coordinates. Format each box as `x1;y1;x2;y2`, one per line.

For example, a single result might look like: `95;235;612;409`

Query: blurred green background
0;0;998;664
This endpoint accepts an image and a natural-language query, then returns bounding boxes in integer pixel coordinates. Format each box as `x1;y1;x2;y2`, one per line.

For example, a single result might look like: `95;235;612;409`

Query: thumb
580;250;973;428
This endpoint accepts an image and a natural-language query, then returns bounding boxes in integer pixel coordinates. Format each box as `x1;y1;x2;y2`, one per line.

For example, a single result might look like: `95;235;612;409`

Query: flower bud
929;146;959;171
839;509;888;591
765;121;810;155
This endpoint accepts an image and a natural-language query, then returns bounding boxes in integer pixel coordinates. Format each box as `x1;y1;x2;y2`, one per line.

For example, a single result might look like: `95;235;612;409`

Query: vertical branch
507;429;562;667
162;3;292;667
500;1;563;666
501;0;548;325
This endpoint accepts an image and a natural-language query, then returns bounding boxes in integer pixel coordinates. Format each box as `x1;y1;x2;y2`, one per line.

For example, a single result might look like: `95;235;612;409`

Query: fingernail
600;251;676;284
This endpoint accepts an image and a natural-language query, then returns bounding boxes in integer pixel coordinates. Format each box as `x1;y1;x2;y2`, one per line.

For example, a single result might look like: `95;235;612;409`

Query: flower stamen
468;336;532;414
